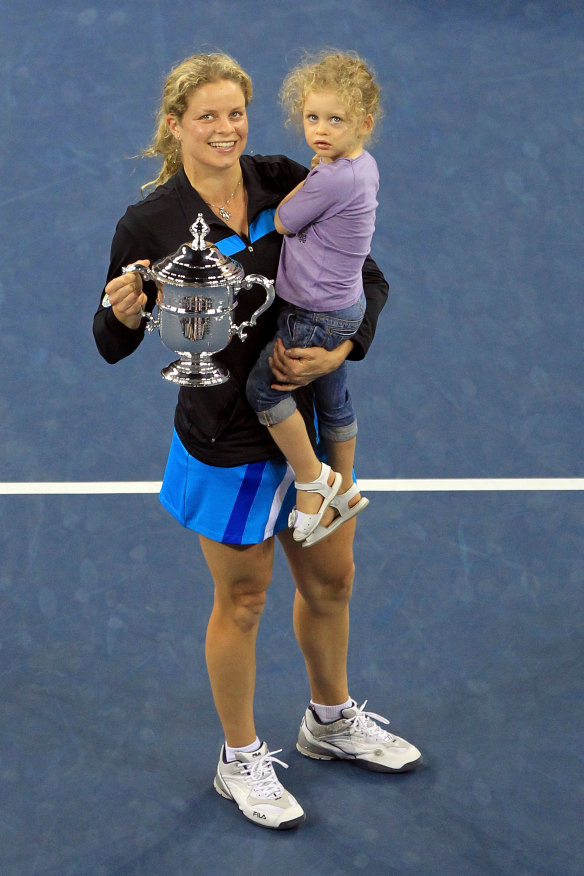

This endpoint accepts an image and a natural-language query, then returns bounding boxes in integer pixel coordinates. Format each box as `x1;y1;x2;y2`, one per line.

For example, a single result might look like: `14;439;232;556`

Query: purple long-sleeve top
276;150;379;311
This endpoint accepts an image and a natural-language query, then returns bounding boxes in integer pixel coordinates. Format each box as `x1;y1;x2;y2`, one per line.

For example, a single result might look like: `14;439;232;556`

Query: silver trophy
122;214;275;387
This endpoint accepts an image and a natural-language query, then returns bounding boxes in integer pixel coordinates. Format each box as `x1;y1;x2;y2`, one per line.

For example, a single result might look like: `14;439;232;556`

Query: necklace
204;177;243;221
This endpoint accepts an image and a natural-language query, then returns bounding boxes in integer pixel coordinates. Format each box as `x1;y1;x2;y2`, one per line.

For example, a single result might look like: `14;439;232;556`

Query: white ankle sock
224;736;261;763
311;697;353;724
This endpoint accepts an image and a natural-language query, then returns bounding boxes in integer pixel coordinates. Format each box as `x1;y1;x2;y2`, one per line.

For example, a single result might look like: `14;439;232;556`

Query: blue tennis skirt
159;430;296;545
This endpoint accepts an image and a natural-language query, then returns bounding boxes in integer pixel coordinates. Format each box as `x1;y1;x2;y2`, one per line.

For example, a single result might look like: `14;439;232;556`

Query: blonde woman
93;52;421;831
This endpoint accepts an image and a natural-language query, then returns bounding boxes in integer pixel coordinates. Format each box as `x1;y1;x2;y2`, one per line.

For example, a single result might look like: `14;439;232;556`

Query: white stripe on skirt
263;463;295;540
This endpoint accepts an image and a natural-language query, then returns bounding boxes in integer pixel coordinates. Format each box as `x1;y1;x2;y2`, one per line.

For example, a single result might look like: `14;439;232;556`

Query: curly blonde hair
142;53;252;191
280;50;381;137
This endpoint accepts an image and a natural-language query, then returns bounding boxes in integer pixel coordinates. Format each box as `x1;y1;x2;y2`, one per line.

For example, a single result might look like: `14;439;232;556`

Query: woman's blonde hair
142;52;252;191
280;50;381;138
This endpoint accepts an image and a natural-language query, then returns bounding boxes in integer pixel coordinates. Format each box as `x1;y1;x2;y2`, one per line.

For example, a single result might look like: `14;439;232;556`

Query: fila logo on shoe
253;811;267;820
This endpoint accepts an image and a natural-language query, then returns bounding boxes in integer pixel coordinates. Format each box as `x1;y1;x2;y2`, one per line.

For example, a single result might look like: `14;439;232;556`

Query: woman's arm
348;253;390;361
93;218;157;364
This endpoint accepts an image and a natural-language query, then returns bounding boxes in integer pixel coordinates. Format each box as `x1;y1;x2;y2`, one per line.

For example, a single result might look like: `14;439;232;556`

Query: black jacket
93;154;389;466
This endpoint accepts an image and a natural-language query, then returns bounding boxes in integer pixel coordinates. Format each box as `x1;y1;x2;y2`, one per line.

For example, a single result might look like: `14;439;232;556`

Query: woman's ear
166;114;180;139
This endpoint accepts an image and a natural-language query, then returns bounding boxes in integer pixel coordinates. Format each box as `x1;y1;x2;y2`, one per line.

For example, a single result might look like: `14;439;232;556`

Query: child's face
302;90;371;162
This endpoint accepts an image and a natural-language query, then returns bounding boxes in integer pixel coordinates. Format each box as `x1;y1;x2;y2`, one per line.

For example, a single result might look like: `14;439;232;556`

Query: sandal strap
289;465;342;541
330;482;360;515
301;485;369;547
289;509;313;530
294;463;334;496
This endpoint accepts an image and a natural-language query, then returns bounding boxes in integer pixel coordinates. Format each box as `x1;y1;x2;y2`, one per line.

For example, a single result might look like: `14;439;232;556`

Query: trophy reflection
122;214;274;387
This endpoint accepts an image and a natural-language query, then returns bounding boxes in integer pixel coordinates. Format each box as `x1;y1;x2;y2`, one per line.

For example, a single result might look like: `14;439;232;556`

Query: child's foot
301;482;369;548
288;463;342;542
319;486;364;529
296;467;338;516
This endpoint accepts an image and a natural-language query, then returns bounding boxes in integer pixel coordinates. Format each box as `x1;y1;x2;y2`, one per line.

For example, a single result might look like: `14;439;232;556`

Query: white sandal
288;463;342;542
301;482;369;547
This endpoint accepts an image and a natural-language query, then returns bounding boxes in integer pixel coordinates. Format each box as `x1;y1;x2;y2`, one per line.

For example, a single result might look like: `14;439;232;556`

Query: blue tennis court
1;1;582;873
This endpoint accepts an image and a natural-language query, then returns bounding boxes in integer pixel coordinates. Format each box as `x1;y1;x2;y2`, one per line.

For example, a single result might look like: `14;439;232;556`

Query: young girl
247;52;381;546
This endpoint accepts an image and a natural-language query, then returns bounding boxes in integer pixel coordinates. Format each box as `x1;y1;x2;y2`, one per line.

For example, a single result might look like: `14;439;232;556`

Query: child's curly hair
280;50;382;138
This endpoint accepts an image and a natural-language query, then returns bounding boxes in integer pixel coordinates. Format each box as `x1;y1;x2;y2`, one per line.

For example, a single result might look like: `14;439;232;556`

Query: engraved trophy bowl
122;214;275;387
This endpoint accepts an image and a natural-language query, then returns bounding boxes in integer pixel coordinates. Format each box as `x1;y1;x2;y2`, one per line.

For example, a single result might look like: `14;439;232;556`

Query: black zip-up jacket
93;154;389;466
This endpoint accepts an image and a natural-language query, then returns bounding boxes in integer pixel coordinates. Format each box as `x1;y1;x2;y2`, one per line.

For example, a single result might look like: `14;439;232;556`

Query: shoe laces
346;700;396;742
241;748;289;799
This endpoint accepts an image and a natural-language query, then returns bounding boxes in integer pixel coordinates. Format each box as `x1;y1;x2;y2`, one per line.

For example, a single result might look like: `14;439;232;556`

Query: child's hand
311;154;332;168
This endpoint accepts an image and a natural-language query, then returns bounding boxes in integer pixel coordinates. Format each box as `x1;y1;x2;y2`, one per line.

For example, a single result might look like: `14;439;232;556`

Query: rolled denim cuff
318;419;358;443
256;395;297;426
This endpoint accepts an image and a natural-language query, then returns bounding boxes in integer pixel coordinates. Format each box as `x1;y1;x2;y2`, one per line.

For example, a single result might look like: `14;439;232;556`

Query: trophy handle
232;274;275;340
121;263;159;332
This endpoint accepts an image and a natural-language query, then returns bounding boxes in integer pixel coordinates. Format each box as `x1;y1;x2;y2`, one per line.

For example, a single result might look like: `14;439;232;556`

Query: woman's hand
269;337;354;390
105;260;150;330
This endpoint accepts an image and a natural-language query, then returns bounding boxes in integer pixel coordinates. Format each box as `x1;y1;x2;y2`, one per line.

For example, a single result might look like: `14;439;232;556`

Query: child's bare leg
327;437;362;505
268;411;338;515
300;436;361;531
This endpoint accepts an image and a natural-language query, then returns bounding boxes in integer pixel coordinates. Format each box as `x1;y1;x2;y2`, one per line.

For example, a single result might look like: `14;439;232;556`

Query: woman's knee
211;567;271;633
227;583;269;633
279;527;356;607
297;559;355;609
200;536;273;633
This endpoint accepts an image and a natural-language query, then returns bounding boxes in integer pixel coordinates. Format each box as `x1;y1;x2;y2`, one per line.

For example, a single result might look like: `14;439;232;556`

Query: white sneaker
213;742;306;829
297;700;422;773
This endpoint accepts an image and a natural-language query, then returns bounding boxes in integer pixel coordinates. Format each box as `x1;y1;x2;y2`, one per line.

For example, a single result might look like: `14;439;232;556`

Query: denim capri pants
246;294;365;443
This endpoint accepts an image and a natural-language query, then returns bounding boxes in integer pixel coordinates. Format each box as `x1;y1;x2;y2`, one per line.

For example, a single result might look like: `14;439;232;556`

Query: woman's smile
209;140;238;151
168;79;249;175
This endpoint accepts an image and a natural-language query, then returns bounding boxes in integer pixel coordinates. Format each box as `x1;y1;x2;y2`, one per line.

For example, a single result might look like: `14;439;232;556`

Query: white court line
0;482;164;495
1;479;583;495
360;479;584;492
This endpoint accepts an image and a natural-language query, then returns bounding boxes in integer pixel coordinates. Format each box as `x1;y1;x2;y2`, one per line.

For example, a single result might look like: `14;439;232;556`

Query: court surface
1;1;582;874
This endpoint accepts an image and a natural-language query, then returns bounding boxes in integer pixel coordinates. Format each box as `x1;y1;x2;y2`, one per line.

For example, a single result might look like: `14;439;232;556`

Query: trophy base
161;356;230;387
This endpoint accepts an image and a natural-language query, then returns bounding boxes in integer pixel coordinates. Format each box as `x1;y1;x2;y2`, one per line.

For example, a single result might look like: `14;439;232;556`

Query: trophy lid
150;214;245;286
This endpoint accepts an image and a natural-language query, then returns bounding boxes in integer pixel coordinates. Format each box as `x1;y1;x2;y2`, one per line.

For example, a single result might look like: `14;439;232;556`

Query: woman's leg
199;534;275;748
277;519;356;704
279;523;423;773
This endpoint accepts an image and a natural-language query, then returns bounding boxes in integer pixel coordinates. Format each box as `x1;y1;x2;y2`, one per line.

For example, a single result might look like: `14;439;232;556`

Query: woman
93;53;421;831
